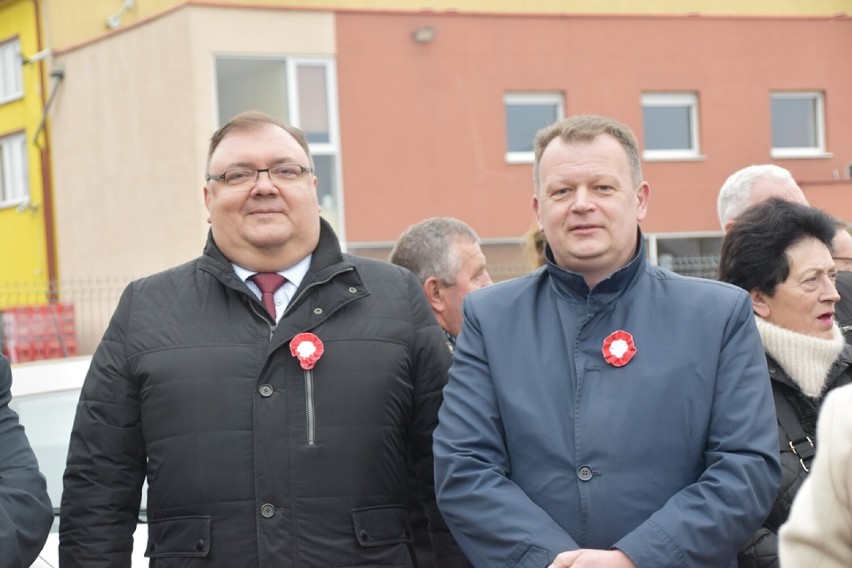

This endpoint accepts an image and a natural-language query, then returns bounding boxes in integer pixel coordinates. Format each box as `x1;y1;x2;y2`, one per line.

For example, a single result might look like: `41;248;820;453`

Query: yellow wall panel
0;0;51;295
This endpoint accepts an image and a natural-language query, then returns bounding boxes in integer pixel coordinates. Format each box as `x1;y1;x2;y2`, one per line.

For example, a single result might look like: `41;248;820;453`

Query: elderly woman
718;197;852;568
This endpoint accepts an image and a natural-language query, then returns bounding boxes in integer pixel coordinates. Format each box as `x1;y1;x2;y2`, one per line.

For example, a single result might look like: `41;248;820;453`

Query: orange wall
335;12;852;242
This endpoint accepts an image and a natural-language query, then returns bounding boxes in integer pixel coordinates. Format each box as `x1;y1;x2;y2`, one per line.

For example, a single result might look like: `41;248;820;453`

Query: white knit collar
754;317;844;398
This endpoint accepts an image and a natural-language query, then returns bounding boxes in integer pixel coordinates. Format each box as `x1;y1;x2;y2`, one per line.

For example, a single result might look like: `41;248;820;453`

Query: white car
10;355;148;567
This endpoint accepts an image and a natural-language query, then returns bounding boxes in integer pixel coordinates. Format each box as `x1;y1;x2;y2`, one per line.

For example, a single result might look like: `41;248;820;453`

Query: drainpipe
28;0;59;301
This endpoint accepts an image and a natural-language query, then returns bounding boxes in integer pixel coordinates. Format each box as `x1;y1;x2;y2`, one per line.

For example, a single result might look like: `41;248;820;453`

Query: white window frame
641;93;701;161
504;93;564;164
288;57;346;243
770;91;829;159
0;132;29;207
0;38;24;105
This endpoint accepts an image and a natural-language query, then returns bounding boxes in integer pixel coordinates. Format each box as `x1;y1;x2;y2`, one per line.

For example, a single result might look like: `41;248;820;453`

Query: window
0;38;23;104
504;93;563;163
214;56;343;236
0;132;29;207
641;93;701;160
771;91;827;158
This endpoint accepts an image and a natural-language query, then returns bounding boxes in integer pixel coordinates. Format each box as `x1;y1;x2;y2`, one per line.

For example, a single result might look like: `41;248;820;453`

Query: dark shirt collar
544;228;646;304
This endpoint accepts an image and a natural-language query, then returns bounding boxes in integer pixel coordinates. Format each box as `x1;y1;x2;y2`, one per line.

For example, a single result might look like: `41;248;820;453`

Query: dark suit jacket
835;271;852;344
0;354;53;568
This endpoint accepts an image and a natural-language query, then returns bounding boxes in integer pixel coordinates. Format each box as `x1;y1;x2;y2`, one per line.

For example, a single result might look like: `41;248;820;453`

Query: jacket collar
545;228;646;304
202;218;345;274
307;218;348;277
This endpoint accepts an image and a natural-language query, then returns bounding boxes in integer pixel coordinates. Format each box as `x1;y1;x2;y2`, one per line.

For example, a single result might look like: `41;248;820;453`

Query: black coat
60;221;465;567
834;271;852;344
0;355;53;568
737;346;852;568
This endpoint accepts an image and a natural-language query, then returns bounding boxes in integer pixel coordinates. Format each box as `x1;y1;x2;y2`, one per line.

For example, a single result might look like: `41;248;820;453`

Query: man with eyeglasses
60;111;467;566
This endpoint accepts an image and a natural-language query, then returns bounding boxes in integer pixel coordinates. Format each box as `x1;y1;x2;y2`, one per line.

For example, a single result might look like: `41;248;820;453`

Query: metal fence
660;255;721;280
0;278;130;358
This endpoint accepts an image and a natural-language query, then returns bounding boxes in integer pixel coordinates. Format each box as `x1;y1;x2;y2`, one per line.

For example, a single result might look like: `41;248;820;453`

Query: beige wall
50;5;335;281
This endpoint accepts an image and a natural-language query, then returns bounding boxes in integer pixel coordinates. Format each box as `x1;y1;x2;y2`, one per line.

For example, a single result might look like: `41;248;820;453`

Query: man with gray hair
390;217;492;350
389;217;488;568
717;164;806;231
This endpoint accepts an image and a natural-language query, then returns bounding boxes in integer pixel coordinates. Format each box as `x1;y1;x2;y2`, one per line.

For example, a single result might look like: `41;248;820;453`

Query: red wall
335;11;852;242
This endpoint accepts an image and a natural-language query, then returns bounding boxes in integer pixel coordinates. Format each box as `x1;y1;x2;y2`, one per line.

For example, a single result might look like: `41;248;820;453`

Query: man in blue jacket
433;115;780;567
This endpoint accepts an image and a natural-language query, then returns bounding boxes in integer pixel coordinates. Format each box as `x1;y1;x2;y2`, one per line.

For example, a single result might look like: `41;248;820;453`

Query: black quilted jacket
737;347;852;568
60;221;465;567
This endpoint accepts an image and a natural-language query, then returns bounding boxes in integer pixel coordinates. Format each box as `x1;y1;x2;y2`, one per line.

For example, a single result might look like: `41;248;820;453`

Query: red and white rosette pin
602;330;636;367
290;333;324;370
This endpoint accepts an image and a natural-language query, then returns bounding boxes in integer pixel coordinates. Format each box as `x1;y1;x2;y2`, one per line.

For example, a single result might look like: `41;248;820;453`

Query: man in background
831;219;852;272
390;217;492;352
717;164;808;231
390;216;489;567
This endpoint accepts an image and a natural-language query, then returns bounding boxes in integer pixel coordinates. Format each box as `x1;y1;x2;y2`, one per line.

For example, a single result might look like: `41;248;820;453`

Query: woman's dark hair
718;198;836;295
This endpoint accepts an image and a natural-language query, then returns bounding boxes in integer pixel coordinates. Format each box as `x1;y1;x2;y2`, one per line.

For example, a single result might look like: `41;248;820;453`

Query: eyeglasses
206;164;313;188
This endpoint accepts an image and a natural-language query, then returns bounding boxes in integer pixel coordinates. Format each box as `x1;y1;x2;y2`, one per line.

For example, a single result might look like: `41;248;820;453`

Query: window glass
297;65;330;144
216;58;289;125
313;154;339;233
0;132;28;206
772;94;819;149
0;39;24;104
641;93;699;159
504;94;563;162
643;106;692;150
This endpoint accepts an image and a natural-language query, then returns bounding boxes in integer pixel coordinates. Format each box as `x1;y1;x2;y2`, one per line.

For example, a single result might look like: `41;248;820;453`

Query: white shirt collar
232;254;312;290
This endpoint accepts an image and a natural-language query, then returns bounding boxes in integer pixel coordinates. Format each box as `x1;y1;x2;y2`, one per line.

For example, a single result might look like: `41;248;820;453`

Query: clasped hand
548;548;636;568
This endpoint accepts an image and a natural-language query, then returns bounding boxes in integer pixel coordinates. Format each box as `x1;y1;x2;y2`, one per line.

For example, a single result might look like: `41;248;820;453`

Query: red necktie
249;273;287;319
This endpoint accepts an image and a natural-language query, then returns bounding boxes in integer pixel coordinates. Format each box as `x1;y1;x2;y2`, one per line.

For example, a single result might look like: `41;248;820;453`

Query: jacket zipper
249;301;277;339
270;266;354;446
305;369;316;445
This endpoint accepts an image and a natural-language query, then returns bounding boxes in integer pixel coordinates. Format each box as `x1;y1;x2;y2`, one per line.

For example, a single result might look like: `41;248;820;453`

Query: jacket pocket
146;515;211;558
352;505;414;548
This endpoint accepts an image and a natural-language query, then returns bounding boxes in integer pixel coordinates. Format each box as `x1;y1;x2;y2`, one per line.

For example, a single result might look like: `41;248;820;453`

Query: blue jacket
434;242;781;568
